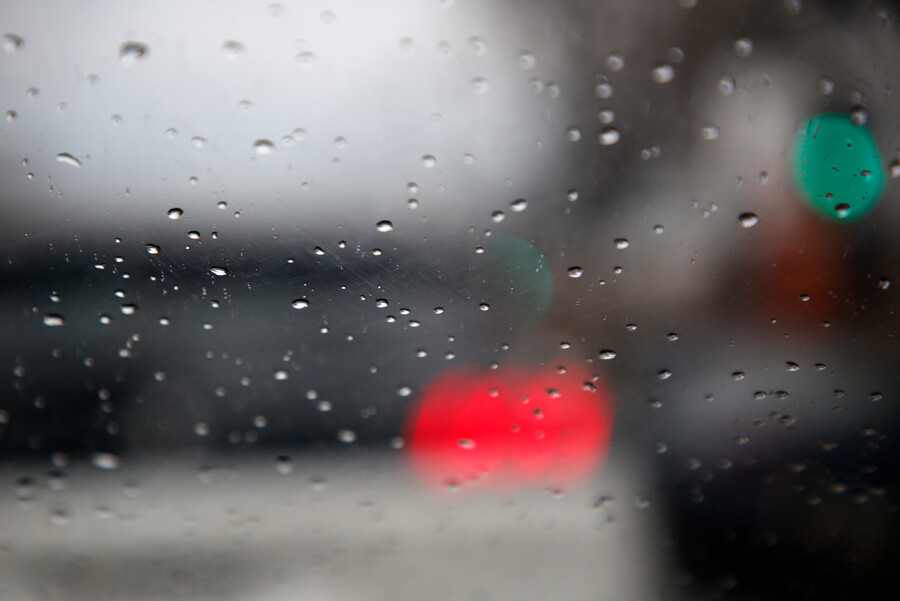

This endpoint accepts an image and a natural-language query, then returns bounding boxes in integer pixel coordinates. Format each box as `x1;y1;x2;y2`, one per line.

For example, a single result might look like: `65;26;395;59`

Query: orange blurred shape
404;366;614;493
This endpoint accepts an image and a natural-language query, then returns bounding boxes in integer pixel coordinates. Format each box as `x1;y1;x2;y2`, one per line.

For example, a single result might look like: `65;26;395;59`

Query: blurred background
1;0;898;599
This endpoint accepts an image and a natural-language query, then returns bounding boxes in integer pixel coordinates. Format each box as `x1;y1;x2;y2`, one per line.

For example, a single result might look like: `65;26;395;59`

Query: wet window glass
1;1;897;599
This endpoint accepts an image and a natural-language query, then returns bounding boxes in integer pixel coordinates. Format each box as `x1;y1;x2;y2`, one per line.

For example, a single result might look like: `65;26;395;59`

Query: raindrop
191;136;207;149
834;203;851;219
167;208;183;220
566;127;582;142
470;36;488;55
786;361;800;372
187;231;200;240
5;110;16;122
491;211;505;223
598;127;620;146
718;75;736;95
657;369;672;380
376;220;393;233
2;33;24;53
738;212;759;228
732;371;746;381
55;153;81;168
337;429;357;443
222;40;245;60
146;244;160;255
734;37;753;57
120;303;137;315
43;314;64;327
165;128;178;139
253;139;275;155
510;198;528;212
818;77;835;95
296;51;316;66
471;77;489;94
479;303;491;311
850;107;868;126
375;299;389;308
568;267;584;278
210;266;228;276
877;278;890;290
119;42;148;65
567;190;579;202
91;452;120;470
397;386;412;397
421;155;436;168
273;370;289;381
275;455;292;475
599;350;617;360
700;125;720;140
614;238;630;249
606;52;624;71
517;51;536;69
651;63;675;84
291;298;309;309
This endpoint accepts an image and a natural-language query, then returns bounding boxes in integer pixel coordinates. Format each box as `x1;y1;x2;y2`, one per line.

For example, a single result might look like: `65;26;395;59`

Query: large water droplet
599;350;617;360
55;153;81;168
146;244;160;254
738;212;759;228
167;208;183;220
376;220;393;233
291;298;309;309
210;266;228;276
253;139;275;155
119;42;148;65
614;238;630;249
598;127;620;146
43;314;64;327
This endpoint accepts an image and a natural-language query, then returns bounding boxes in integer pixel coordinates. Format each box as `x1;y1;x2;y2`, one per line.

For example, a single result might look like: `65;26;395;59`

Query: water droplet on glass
43;314;64;327
700;125;720;140
337;429;357;443
510;198;528;212
421;155;436;168
568;267;584;278
614;238;630;249
471;77;489;94
55;153;81;168
651;63;675;84
5;110;16;122
566;127;582;142
818;77;835;95
517;51;536;69
479;303;490;311
296;51;316;67
734;37;753;58
291;298;309;309
210;266;227;276
877;277;890;290
120;303;137;315
167;208;183;220
738;212;759;228
91;452;120;470
397;386;412;397
657;369;672;380
191;136;207;149
491;211;505;223
834;203;851;218
598;127;620;146
850;107;868;126
119;42;148;65
222;40;245;60
26;87;38;99
469;36;488;55
718;75;736;95
376;220;393;233
599;350;617;360
2;33;24;53
146;244;160;255
253;139;275;155
606;52;624;71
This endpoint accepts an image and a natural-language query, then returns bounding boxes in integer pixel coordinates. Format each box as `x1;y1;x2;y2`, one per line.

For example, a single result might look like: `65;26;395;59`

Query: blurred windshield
1;1;898;600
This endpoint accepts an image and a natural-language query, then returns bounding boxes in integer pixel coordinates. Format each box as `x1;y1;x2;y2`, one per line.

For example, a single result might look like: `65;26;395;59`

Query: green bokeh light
791;113;885;222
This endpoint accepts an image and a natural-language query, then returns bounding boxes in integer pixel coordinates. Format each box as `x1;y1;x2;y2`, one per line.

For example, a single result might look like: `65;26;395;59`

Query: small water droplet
614;238;630;249
732;371;746;381
337;429;357;443
657;369;672;380
119;42;148;65
738;212;759;228
295;51;316;66
43;314;64;327
222;40;245;60
55;153;81;168
734;37;753;58
376;220;393;233
120;303;137;315
599;349;617;360
786;361;800;372
517;51;536;69
491;210;505;223
479;303;491;311
850;107;868;126
568;266;584;278
91;452;120;470
191;136;207;149
834;203;851;218
421;154;436;168
510;198;528;212
651;63;675;84
566;127;582;142
718;75;736;95
471;77;489;94
253;139;275;155
598;127;620;146
877;277;890;290
210;266;228;276
397;386;412;397
291;298;309;309
700;125;720;140
606;52;624;71
470;36;488;55
167;208;183;220
2;33;24;53
273;370;289;381
5;110;16;122
146;244;160;255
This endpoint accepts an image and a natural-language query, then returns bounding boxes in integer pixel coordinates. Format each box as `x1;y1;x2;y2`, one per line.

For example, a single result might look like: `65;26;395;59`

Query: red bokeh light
404;366;614;492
